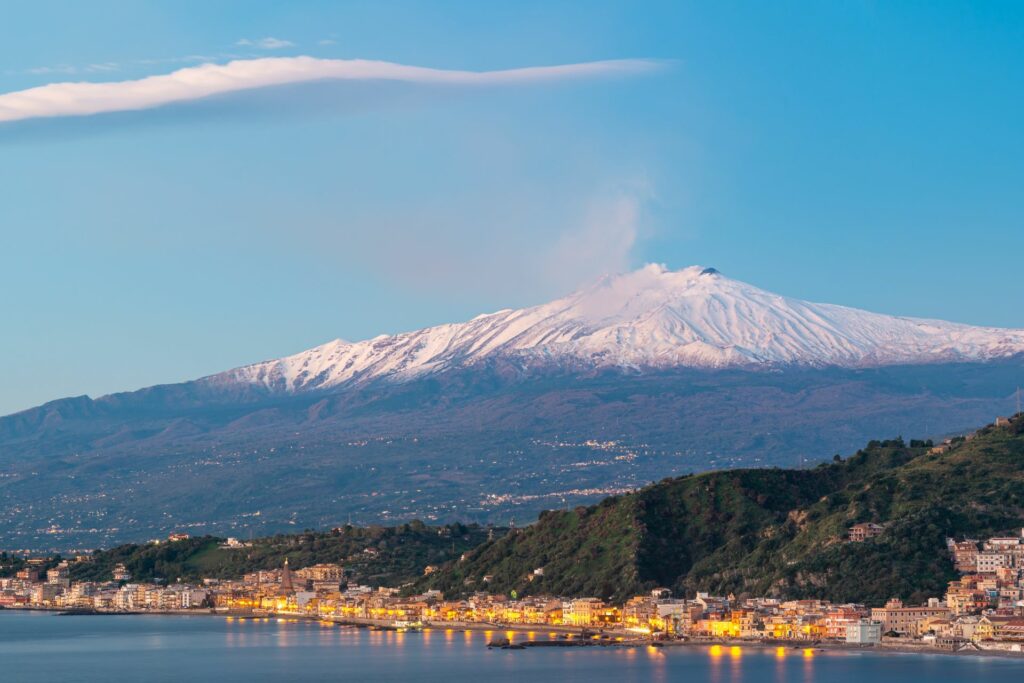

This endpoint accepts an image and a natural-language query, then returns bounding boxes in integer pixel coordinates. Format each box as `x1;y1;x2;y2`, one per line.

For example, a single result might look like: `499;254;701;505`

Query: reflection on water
706;643;819;683
709;644;723;683
3;612;1024;683
647;645;667;683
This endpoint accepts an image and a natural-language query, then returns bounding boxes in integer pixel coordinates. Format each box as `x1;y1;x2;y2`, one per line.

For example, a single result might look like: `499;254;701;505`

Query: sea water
1;609;1021;682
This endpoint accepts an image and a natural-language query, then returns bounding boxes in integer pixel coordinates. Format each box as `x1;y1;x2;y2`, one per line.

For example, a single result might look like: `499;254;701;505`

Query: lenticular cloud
0;56;660;124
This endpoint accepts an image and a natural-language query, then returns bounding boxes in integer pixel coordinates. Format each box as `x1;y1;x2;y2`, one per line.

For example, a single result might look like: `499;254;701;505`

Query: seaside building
824;606;866;639
8;521;1024;654
563;598;618;627
871;598;950;636
47;562;70;588
623;596;656;630
975;616;1024;642
31;583;63;606
845;620;882;644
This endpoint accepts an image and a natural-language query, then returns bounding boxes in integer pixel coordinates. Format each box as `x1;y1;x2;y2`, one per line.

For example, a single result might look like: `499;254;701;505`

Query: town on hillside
4;526;1024;653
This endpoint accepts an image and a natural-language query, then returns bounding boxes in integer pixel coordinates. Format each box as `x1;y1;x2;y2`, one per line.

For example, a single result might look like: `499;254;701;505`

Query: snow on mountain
210;264;1024;393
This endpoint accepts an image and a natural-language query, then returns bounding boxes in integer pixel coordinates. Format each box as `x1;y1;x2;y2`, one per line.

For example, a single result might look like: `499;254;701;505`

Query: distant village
4;525;1024;653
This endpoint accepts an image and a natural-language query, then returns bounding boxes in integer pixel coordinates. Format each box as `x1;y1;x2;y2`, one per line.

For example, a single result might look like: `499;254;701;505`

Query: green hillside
53;522;489;586
423;416;1024;604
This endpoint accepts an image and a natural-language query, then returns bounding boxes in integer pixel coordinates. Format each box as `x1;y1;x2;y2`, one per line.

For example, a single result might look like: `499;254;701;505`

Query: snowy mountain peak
212;265;1024;393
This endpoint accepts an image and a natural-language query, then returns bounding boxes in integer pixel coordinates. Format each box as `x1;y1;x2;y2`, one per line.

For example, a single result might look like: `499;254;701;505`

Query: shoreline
4;607;1024;660
657;638;1024;660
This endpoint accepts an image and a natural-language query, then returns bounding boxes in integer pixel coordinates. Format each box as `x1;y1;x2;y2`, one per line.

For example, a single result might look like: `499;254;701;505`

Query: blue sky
2;1;1022;414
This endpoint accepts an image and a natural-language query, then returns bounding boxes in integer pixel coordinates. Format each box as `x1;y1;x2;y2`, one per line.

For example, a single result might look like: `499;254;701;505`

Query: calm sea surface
2;609;1024;682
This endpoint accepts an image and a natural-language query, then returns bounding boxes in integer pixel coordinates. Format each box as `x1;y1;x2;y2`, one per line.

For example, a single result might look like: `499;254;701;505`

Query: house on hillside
849;523;885;542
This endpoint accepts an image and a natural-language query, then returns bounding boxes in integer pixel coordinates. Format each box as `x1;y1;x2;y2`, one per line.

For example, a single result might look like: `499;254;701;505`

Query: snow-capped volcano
213;264;1024;393
6;264;1024;549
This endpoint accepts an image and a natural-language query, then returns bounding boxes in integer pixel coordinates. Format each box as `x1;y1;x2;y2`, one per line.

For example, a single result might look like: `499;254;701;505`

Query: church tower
280;558;295;595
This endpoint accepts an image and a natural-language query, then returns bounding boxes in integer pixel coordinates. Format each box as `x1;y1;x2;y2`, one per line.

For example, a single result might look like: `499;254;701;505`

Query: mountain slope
422;416;1024;604
211;265;1024;392
1;521;491;588
2;266;1023;551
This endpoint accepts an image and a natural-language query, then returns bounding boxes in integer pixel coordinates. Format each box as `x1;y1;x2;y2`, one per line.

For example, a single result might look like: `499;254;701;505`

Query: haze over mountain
2;266;1022;551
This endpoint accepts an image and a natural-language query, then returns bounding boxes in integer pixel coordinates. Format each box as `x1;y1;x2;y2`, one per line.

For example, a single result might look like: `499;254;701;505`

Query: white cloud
136;55;211;66
26;62;119;76
236;37;295;49
26;65;79;75
0;56;662;124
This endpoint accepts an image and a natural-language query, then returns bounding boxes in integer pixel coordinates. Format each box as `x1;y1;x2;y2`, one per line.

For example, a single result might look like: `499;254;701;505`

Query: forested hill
1;522;490;587
422;415;1024;604
6;416;1022;604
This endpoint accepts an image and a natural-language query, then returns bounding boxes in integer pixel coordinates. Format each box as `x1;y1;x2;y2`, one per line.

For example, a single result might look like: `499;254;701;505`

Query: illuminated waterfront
3;610;1024;682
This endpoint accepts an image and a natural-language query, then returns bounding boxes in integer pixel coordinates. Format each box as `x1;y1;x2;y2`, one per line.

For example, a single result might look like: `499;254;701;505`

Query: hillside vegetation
4;360;1022;550
423;416;1024;604
0;522;489;587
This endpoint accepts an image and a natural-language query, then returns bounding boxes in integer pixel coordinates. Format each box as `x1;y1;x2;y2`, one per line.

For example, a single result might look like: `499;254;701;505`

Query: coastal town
4;526;1024;655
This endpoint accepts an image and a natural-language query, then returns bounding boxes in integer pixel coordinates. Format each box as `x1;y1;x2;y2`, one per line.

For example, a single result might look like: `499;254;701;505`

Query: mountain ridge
2;265;1023;551
204;264;1024;395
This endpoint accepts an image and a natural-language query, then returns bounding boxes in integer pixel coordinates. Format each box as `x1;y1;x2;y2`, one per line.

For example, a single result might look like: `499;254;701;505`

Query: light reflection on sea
1;610;1022;683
